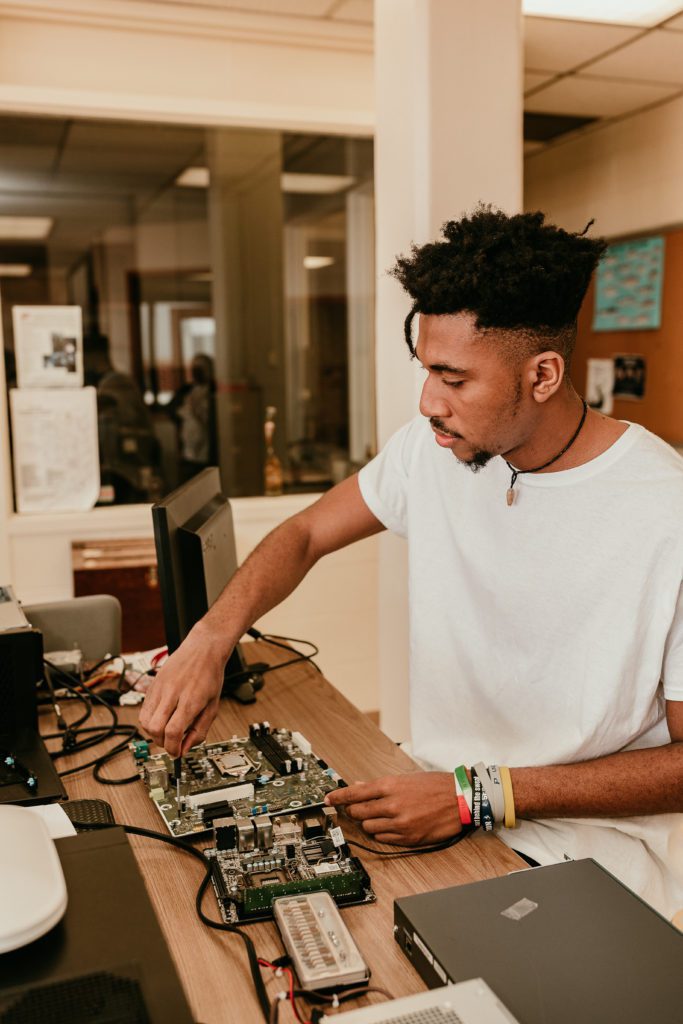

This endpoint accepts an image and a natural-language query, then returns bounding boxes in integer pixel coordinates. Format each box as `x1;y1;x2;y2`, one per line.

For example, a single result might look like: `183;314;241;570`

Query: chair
23;595;122;663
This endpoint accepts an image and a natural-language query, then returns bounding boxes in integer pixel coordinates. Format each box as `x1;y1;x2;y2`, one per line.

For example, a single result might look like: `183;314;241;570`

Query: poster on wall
12;305;83;388
613;354;646;400
585;358;615;414
9;387;100;512
592;236;664;332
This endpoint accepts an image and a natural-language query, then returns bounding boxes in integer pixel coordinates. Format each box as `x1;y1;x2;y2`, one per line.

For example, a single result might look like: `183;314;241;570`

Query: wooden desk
46;642;524;1023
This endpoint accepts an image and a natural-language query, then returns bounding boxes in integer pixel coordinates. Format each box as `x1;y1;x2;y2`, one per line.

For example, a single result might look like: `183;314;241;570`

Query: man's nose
419;376;450;419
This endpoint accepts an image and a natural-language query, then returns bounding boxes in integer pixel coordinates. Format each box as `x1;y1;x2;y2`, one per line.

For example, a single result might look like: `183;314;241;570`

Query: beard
459;448;495;473
430;417;495;472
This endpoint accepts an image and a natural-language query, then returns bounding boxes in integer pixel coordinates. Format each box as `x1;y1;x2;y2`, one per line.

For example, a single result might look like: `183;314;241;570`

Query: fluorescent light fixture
282;173;356;195
303;256;335;270
523;0;683;25
0;264;31;277
0;216;53;240
175;166;210;188
175;168;356;195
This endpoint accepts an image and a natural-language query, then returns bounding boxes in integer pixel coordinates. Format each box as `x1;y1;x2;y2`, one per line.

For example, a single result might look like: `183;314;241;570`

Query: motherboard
206;803;376;924
130;722;347;838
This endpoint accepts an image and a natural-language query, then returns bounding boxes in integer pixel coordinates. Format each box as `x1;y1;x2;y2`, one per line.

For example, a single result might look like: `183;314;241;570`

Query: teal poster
593;236;664;332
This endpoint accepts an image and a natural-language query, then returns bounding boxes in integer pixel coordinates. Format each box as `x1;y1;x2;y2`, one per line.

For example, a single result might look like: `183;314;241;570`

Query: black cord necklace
504;399;588;506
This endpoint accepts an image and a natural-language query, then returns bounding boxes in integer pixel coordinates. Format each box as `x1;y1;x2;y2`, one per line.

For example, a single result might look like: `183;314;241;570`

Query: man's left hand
324;771;461;845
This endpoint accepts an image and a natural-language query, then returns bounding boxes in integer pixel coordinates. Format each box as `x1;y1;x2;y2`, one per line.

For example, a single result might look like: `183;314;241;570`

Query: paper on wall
10;387;100;512
586;358;614;415
13;305;83;388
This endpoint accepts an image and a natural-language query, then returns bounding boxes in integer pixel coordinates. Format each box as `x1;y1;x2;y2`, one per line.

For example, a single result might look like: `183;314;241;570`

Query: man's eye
442;379;463;388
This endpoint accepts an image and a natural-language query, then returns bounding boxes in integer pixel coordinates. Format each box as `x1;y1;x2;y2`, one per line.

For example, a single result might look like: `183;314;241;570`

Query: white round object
0;804;68;952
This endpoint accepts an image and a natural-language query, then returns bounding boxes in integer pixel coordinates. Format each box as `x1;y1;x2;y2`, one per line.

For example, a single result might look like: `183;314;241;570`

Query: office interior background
2;0;683;734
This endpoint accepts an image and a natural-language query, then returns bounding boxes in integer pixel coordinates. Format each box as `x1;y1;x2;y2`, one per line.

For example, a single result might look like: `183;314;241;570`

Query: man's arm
326;701;683;844
139;474;384;756
511;699;683;818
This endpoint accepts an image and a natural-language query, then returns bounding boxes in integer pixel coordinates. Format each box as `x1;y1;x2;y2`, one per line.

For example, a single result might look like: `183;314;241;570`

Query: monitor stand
222;644;265;704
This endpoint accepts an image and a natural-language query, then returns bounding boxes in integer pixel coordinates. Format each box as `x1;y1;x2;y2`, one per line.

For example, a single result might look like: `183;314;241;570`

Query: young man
140;208;683;916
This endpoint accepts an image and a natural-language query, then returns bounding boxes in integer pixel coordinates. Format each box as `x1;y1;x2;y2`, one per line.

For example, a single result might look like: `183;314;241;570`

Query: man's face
415;312;533;470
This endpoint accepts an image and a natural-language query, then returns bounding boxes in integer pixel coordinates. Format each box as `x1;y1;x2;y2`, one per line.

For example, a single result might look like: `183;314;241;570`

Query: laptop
394;858;683;1024
322;979;520;1022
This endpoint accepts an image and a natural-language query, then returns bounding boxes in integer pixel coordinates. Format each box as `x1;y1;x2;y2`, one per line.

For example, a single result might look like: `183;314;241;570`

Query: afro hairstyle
391;206;608;359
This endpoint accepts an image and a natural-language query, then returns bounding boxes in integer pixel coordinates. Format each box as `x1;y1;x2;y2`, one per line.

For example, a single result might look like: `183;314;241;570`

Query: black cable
45;661;118;760
345;827;474;859
259;630;323;671
69;819;272;1023
195;868;271;1022
221;630;322;684
44;659;141;783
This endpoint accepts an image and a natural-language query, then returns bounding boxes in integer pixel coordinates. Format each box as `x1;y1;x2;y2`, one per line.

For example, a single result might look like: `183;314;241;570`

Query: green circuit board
130;723;346;838
207;805;376;924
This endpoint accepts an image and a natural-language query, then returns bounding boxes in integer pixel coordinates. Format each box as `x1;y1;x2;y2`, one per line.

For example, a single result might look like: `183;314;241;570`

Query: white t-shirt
358;415;683;917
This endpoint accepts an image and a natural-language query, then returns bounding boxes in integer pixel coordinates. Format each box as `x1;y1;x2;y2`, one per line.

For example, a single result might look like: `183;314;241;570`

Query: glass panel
0;114;375;505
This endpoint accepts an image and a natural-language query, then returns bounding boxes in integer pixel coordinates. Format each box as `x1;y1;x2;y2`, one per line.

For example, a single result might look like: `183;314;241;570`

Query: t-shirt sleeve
662;580;683;700
358;418;421;538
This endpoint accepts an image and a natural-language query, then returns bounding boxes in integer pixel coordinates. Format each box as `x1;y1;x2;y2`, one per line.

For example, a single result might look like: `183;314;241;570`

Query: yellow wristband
499;765;516;829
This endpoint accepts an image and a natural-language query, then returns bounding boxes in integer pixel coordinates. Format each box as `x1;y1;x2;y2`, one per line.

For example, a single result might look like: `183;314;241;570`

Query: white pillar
374;0;523;739
346;182;376;465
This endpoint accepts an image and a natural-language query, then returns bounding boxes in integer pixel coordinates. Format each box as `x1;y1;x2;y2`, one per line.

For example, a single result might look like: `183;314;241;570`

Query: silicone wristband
499;765;516;829
487;764;506;824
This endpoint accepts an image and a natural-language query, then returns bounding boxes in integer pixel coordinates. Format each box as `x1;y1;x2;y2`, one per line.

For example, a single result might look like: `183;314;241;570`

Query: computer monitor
152;467;264;703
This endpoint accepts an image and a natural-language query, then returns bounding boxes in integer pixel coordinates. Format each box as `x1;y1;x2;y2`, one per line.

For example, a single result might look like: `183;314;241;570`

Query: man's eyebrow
428;361;469;375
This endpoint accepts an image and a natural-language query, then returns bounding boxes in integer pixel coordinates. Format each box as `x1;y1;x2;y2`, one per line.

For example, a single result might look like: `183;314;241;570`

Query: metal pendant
506;488;515;506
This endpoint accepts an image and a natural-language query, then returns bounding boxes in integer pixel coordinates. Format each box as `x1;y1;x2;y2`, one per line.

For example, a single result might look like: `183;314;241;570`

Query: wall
0;0;379;714
0;1;373;134
574;227;683;444
525;93;683;237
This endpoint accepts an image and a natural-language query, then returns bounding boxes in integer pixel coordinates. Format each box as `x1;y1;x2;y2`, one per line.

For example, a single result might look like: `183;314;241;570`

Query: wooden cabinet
72;539;166;653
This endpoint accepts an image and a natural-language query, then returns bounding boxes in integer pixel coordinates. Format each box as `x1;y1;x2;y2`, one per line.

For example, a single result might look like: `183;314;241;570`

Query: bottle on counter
264;405;284;496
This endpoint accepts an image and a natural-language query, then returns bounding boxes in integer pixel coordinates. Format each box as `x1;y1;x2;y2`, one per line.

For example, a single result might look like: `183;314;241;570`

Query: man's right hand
138;623;228;756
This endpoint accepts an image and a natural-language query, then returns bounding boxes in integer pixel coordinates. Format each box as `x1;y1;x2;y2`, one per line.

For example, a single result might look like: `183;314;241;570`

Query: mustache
430;418;462;439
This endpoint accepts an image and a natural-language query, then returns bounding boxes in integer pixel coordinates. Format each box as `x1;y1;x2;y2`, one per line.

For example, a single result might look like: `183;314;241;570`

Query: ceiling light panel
303;256;335;269
0;264;31;277
0;216;53;240
523;1;683;26
282;173;356;194
175;167;210;188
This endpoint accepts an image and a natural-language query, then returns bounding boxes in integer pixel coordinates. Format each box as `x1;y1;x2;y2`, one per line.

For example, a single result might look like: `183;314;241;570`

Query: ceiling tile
525;69;556;92
524;15;642;72
525;73;680;116
330;0;373;23
588;28;683;83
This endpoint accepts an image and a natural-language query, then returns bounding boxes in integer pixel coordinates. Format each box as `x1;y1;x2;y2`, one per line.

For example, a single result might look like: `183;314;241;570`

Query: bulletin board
575;229;683;443
592;236;664;332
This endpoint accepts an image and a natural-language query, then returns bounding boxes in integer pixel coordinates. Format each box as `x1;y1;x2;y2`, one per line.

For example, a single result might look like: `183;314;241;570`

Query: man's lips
431;426;462;448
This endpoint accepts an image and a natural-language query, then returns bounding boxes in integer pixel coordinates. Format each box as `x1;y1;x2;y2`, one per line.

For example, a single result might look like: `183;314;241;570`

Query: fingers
139;682;180;748
343;798;395;822
373;833;405;845
180;701;220;755
325;778;388;807
360;817;397;835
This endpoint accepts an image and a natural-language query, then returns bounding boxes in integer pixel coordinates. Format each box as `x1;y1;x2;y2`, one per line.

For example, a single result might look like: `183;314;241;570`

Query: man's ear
526;351;565;404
